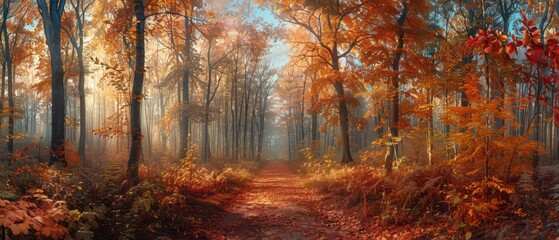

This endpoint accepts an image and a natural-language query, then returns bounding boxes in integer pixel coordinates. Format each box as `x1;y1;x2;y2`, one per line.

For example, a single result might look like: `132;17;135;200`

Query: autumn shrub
105;178;233;238
0;142;257;239
162;144;255;197
0;189;68;239
397;164;454;212
66;203;108;240
301;153;527;238
303;161;391;211
10;165;43;194
444;177;516;238
301;145;338;174
83;144;258;238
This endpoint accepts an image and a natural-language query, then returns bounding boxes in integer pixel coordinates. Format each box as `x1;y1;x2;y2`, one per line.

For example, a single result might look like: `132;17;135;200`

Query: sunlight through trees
0;0;559;239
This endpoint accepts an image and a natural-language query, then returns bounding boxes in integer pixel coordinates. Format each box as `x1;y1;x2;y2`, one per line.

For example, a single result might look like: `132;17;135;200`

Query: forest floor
206;161;366;240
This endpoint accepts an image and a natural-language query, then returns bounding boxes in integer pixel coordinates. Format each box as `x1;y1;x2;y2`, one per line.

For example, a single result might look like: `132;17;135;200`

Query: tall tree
264;0;373;163
62;0;95;164
384;0;409;173
127;0;145;182
1;0;14;157
37;0;67;166
159;0;200;160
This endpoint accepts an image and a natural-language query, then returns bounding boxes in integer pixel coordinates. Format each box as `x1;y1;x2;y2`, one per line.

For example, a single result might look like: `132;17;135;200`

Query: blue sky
249;2;291;69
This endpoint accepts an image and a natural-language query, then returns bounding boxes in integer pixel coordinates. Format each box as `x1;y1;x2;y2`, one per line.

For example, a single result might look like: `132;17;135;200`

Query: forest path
213;161;353;240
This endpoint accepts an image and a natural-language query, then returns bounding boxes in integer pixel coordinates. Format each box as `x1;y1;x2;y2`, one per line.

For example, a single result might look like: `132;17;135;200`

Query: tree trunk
77;42;86;163
2;2;14;158
301;76;306;144
0;60;5;139
310;72;319;157
37;0;67;166
127;0;145;183
331;47;353;164
250;85;258;160
179;15;192;160
257;86;269;162
384;1;407;174
427;89;434;166
203;41;212;162
225;97;230;158
233;52;240;161
243;60;257;159
156;49;167;151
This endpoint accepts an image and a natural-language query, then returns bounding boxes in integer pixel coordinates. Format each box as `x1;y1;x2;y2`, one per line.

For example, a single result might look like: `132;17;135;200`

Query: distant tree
263;0;374;164
62;0;95;164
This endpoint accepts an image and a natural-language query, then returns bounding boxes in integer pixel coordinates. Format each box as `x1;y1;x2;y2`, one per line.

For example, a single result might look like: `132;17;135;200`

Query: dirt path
213;161;353;240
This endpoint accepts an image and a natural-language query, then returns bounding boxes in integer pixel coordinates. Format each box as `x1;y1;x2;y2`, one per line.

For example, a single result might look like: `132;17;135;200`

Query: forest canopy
0;0;559;239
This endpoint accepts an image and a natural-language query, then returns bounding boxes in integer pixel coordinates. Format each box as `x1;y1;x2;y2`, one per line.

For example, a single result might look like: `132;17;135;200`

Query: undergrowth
299;147;559;239
0;144;258;239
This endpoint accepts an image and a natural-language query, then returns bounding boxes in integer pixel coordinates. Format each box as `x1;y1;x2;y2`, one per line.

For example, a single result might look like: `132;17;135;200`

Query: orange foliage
0;189;68;239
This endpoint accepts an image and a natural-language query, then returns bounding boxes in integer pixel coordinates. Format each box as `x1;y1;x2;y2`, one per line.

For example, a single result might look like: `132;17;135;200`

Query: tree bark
0;60;5;139
2;2;14;158
127;0;145;183
37;0;67;166
179;15;192;160
311;72;319;151
76;2;87;164
203;41;212;162
385;0;407;173
331;45;354;164
257;81;270;162
233;52;240;161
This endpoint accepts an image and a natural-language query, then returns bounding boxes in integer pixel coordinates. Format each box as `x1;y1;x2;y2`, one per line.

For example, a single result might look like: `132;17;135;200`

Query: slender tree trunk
287;117;292;161
203;41;212;162
495;0;512;131
233;52;240;161
250;86;258;160
385;1;407;173
77;42;86;163
311;73;319;153
257;87;269;161
179;15;192;160
0;60;5;139
461;1;476;108
225;97;230;158
2;2;14;157
155;46;167;150
127;0;145;182
427;89;434;166
242;60;257;158
301;76;306;144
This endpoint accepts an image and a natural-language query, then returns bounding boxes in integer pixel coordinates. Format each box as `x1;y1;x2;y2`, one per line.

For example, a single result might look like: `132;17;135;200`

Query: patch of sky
244;0;291;69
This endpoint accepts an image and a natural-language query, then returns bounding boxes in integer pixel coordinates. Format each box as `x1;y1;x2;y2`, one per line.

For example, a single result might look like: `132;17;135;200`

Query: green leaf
465;232;472;240
453;195;461;205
